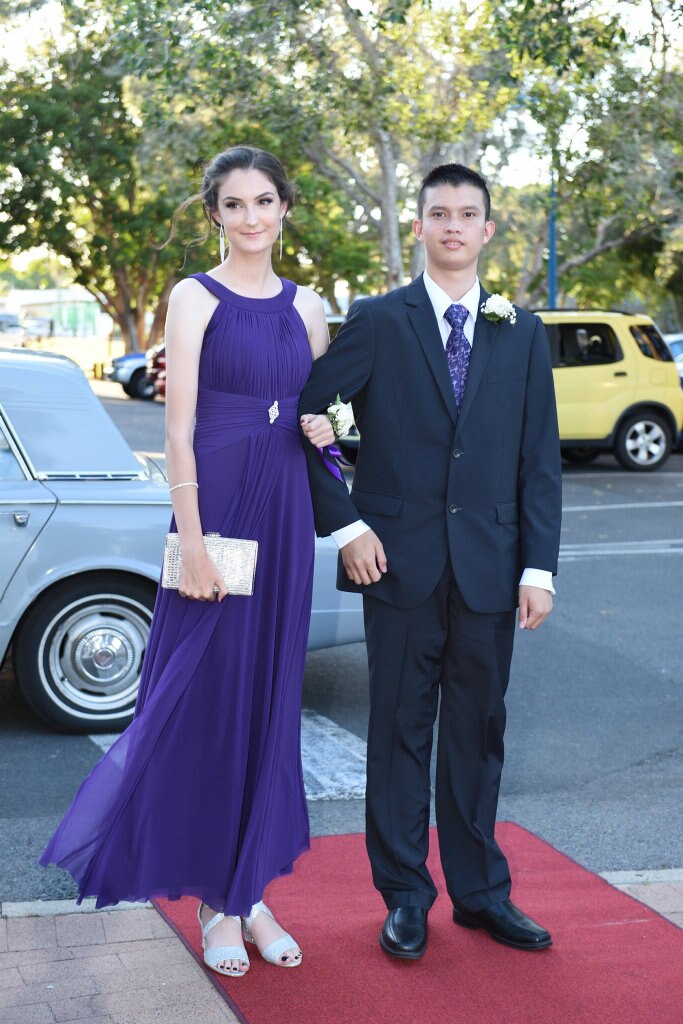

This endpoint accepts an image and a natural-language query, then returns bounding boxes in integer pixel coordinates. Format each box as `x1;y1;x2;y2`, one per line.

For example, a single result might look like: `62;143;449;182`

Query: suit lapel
405;275;458;426
455;286;499;435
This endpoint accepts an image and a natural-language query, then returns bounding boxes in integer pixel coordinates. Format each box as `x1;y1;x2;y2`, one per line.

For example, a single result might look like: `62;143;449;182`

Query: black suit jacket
299;276;562;613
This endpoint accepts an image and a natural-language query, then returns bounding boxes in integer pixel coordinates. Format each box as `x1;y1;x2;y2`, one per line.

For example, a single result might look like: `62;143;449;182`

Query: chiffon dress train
40;275;315;914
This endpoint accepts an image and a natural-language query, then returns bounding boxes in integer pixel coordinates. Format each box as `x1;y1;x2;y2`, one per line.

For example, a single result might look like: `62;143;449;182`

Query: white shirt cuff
520;568;555;594
331;520;370;548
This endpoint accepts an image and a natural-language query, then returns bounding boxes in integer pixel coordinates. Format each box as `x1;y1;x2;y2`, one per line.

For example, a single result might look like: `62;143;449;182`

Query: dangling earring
279;218;283;261
219;224;226;263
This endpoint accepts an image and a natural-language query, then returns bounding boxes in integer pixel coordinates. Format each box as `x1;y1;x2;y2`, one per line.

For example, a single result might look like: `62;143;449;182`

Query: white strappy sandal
198;902;250;977
241;901;302;967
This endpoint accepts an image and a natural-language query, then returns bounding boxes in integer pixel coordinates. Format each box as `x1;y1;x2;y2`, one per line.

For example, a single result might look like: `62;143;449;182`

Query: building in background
0;286;112;339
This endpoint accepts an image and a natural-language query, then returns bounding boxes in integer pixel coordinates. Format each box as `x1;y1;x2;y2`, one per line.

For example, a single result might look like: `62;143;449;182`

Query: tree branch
338;0;384;74
558;219;666;276
302;144;381;228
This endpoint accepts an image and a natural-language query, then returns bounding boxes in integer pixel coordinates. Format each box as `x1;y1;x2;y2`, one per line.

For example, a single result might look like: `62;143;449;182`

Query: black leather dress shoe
453;899;552;950
379;907;428;959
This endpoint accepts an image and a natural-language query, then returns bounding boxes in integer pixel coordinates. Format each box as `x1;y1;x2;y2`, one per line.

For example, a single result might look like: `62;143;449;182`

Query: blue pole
548;161;557;309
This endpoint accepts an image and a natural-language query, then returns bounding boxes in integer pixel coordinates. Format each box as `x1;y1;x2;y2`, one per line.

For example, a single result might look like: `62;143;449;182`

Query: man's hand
518;585;553;630
341;529;388;585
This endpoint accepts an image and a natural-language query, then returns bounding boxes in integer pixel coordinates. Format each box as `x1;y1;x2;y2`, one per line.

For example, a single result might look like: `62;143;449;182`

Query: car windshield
0;354;143;478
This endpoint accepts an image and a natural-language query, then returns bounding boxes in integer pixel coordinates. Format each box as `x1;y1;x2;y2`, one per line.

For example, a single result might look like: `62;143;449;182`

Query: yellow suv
537;310;683;471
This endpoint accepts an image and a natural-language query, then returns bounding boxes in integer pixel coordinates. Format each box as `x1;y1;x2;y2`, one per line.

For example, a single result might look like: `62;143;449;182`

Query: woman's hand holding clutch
178;544;229;602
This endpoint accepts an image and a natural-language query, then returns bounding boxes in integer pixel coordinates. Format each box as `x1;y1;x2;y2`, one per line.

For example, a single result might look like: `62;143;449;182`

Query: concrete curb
1;899;151;918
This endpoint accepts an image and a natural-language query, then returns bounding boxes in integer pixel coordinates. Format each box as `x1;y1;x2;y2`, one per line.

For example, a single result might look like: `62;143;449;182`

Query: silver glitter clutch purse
161;532;258;596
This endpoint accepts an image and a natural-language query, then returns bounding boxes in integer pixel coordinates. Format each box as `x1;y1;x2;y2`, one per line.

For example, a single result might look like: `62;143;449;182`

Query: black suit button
452;449;463;459
449;504;461;514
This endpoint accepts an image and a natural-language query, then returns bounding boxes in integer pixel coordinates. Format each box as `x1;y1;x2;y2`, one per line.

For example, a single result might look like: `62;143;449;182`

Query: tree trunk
514;236;547;306
118;310;140;352
673;294;683;330
376;129;404;291
324;289;342;315
410;239;424;280
146;274;177;348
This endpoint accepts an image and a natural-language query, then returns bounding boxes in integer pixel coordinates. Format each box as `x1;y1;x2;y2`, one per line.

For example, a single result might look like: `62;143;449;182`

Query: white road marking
89;733;118;753
564;501;683;512
566;471;683;479
600;868;683;885
559;539;683;560
89;710;367;802
301;709;366;801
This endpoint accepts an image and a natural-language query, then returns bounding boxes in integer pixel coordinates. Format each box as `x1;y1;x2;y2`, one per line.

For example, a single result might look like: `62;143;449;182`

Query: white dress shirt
330;272;554;594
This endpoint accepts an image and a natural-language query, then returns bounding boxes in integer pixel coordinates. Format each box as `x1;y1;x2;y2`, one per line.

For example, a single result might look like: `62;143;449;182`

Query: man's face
413;183;495;274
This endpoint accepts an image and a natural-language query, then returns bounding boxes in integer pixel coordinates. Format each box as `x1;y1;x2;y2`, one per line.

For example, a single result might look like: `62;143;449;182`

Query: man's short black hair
417;164;491;221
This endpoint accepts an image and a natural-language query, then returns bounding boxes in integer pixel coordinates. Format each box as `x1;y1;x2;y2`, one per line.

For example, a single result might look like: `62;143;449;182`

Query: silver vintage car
0;349;363;733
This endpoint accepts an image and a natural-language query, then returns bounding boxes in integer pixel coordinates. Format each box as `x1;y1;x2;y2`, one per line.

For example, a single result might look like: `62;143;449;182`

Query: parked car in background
154;368;166;399
0;313;25;344
104;351;156;399
146;342;166;398
0;348;363;733
664;333;683;379
536;310;683;471
22;317;53;341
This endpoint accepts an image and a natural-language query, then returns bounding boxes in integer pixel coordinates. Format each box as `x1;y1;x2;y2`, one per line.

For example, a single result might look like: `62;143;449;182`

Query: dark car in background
146;342;166;398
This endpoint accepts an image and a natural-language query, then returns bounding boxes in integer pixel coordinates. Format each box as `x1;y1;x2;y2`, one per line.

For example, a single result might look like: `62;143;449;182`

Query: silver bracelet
169;481;198;493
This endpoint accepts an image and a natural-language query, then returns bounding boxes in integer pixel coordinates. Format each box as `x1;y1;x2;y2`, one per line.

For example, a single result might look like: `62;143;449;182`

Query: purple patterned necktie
444;303;471;410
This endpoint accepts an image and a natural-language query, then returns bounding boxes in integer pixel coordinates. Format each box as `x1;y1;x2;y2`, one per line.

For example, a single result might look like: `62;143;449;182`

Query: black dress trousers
363;562;516;913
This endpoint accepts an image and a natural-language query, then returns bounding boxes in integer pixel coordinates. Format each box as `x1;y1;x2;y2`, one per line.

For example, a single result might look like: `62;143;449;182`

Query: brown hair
164;146;296;252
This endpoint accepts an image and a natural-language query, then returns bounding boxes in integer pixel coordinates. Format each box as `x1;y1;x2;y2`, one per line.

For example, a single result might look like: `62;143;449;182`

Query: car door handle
613;371;628;377
0;510;30;526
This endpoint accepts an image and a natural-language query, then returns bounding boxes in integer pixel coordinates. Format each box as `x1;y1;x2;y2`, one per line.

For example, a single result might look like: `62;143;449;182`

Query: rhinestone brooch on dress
268;400;279;424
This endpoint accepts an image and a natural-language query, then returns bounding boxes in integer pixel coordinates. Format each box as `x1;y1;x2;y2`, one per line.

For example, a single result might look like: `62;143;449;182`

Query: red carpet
154;824;682;1024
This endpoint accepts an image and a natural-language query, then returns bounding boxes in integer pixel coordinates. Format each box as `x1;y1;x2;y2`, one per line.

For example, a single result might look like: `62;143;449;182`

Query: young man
299;164;561;958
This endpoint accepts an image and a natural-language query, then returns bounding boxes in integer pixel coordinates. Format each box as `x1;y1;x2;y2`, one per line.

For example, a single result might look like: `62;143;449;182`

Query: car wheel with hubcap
128;367;155;400
614;411;671;471
14;574;155;733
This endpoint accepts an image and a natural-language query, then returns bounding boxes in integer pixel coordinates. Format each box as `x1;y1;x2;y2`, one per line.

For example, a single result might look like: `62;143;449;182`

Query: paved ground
1;877;681;1024
0;905;238;1024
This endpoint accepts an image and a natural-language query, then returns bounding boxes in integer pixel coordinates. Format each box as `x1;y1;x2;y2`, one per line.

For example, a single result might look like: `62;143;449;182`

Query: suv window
630;324;673;362
545;322;621;368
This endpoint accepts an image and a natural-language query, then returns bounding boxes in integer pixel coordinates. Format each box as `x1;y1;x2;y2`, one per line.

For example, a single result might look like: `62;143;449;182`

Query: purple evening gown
40;275;314;913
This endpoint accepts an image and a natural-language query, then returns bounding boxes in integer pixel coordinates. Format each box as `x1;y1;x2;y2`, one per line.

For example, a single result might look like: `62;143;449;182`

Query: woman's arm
164;279;228;601
295;285;335;447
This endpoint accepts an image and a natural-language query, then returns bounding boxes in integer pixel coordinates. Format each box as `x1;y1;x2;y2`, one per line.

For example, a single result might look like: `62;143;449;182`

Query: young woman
41;146;335;977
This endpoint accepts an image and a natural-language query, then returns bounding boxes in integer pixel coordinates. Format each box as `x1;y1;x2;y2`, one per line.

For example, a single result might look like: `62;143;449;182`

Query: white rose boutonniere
326;394;355;438
480;294;517;326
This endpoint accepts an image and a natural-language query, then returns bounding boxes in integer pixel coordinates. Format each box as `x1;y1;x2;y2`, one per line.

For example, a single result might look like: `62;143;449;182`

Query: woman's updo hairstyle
164;146;296;255
202;147;295;220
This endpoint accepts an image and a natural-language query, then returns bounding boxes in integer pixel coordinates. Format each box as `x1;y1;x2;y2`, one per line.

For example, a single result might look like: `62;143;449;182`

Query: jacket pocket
496;501;519;524
352;488;403;517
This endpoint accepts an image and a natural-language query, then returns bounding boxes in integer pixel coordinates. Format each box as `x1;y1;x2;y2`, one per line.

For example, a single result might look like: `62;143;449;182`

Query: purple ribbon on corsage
318;444;351;482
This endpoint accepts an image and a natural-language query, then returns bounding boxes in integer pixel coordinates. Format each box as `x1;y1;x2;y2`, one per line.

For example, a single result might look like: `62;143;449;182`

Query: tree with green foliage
0;36;196;349
88;0;683;312
4;0;682;326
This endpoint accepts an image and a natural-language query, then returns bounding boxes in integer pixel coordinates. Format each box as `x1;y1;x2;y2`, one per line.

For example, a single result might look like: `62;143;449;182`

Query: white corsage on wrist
480;294;517;326
326;394;354;438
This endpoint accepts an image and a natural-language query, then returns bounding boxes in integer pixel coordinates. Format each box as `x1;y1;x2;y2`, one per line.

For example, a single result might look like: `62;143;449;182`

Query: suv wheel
14;574;155;733
614;412;671;471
